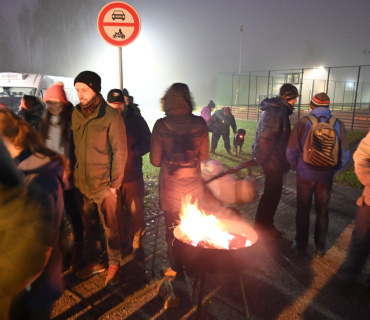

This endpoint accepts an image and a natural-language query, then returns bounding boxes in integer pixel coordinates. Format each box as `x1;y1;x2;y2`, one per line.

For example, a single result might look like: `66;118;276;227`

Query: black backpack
302;114;339;170
162;118;198;172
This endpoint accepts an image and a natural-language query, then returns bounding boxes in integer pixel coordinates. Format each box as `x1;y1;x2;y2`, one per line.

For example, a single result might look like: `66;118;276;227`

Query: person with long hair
150;83;209;277
0;108;66;319
40;82;84;271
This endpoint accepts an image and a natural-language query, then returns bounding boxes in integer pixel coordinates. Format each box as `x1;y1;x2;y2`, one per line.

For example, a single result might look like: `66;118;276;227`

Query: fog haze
1;0;370;110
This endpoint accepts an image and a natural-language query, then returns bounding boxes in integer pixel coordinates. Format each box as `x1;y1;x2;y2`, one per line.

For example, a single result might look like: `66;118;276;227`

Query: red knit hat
43;82;68;104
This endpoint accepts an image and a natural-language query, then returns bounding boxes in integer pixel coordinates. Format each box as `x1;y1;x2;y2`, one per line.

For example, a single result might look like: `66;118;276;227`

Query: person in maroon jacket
150;83;209;277
107;89;151;260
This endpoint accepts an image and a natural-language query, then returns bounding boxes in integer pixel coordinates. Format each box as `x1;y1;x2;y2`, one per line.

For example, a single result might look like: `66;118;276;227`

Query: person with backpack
150;83;209;277
286;92;350;258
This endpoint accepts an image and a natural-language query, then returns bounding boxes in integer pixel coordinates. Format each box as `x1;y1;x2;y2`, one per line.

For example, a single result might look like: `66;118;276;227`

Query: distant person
150;83;209;277
252;83;298;238
211;106;236;155
338;131;370;287
287;92;350;257
200;100;216;128
72;71;127;286
40;82;84;271
0;108;66;319
107;89;151;260
122;88;141;115
18;94;44;130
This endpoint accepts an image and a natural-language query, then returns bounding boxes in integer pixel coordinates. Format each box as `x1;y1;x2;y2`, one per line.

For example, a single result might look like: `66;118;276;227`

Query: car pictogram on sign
112;10;125;20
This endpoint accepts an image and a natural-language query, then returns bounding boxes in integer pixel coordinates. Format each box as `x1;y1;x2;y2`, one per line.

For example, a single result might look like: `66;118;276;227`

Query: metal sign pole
119;47;123;90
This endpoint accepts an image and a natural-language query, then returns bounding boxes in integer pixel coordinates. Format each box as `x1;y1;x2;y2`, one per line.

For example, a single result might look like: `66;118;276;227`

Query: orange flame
178;195;235;249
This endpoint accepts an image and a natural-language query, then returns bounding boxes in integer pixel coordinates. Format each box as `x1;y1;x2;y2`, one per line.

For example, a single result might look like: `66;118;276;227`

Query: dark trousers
211;131;231;151
295;174;333;252
255;167;284;226
63;189;84;243
339;203;370;282
115;179;146;249
164;210;183;272
76;187;121;266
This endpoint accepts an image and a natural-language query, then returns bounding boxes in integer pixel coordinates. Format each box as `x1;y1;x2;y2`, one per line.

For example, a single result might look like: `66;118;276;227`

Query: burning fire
178;195;252;250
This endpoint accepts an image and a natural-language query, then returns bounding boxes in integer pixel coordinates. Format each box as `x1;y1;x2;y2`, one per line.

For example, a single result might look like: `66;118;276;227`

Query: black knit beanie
74;71;101;94
208;100;215;109
279;83;298;101
122;88;129;97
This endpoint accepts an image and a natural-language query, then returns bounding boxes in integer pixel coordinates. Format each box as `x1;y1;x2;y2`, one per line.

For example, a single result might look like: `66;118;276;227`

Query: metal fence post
326;67;331;94
351;66;362;130
342;82;346;110
231;72;234;109
297;69;304;120
247;71;251;120
256;76;259;120
267;70;270;96
333;81;337;111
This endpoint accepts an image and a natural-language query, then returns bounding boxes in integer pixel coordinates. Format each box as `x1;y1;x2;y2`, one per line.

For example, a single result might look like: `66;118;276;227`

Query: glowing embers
178;195;252;250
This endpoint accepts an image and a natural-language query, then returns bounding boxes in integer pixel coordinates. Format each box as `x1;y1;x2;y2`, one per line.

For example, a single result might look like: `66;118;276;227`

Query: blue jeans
295;174;333;252
339;203;370;282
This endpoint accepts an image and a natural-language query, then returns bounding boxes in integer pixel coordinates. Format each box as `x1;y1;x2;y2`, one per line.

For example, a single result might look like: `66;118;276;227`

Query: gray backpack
303;114;339;170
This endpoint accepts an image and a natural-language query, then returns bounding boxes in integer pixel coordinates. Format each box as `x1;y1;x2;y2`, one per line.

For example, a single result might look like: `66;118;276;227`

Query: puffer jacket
72;100;127;195
121;105;151;183
150;84;209;213
252;96;293;172
353;131;370;206
212;108;237;134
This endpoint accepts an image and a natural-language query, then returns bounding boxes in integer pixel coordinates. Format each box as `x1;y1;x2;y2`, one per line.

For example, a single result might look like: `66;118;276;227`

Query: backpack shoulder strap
328;116;337;127
305;114;318;125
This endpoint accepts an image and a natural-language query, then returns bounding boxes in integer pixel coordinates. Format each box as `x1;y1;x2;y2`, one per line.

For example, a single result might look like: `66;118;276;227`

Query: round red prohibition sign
97;2;141;47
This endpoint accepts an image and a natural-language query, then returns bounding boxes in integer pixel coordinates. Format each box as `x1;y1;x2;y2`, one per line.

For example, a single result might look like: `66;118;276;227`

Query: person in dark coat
122;88;141;115
150;83;209;277
211;106;237;154
0;108;66;319
107;89;151;260
252;83;298;238
18;95;45;130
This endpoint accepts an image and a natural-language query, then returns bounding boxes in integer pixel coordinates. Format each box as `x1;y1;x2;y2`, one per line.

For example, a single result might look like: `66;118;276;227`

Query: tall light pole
239;25;244;74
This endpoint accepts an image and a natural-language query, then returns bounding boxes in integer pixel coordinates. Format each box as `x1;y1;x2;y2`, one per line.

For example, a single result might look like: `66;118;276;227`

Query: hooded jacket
121;105;151;183
286;107;350;183
72;99;127;195
150;83;209;213
252;96;294;172
19;103;45;130
211;108;237;134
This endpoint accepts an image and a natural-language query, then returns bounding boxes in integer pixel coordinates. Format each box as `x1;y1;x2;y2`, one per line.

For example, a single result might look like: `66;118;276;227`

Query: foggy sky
1;0;370;110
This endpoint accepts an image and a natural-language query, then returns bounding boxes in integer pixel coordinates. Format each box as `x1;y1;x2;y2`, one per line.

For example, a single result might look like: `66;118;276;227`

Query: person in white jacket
339;131;370;287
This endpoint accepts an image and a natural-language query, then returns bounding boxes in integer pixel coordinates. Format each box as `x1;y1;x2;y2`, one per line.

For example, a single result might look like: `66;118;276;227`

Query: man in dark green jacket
72;71;127;286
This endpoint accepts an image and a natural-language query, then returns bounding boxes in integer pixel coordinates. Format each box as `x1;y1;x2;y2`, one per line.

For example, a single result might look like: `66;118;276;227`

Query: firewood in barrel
156;280;180;309
229;233;249;250
196;239;226;250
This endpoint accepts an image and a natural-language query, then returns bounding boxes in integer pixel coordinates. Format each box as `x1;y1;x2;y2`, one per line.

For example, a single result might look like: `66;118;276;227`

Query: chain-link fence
217;65;370;131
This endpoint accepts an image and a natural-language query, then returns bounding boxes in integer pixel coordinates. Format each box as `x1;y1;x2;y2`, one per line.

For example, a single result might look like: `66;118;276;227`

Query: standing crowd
0;73;369;319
